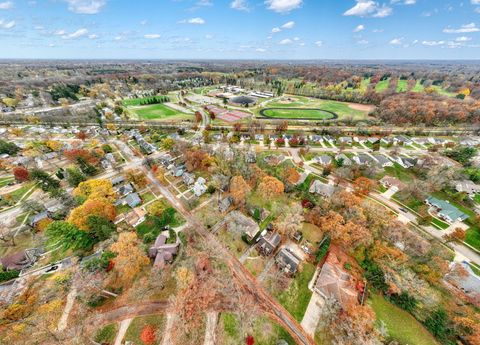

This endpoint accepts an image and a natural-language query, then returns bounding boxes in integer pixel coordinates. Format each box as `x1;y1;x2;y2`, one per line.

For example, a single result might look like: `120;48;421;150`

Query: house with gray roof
309;180;335;198
276;248;302;275
148;234;179;268
183;172;195;186
338;137;353;145
314;155;333;166
124;192;142;208
353;154;373;166
373;154;393;167
335;154;352;166
258;232;281;256
426;196;468;224
454;180;480;196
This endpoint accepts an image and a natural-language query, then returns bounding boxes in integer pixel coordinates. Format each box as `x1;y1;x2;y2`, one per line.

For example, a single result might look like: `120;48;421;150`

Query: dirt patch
348;103;375;112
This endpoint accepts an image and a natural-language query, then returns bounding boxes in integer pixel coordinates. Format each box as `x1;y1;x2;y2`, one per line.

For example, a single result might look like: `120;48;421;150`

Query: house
310;135;323;144
295;172;308;186
394;135;413;146
426;196;468;224
257;232;281;256
338;137;353;145
379;176;406;192
111;175;125;186
428;137;451;146
352;154;372;166
219;196;233;213
275;248;302;275
118;183;135;196
159;154;174;167
125;192;142;208
125;207;147;227
148;234;180;267
323;135;335;144
309;180;335;198
460;137;480;147
314;155;333;166
173;166;185;177
335;154;352;166
314;252;360;309
226;211;260;240
193;177;207;197
391;156;416;169
29;211;49;228
454;180;480;196
445;261;480;306
367;137;380;145
183;172;195;186
245;150;257;164
0;248;41;271
373;154;393;167
264;154;284;166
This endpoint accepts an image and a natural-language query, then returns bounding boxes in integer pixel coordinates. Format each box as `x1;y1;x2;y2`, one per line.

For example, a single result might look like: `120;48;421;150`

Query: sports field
258;95;373;120
260;108;337;120
128;103;191;121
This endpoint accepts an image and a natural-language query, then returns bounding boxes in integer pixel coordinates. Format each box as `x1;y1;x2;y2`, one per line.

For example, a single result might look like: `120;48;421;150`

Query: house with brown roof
379;176;406;192
314;252;360;309
124;207;147;227
148;234;180;268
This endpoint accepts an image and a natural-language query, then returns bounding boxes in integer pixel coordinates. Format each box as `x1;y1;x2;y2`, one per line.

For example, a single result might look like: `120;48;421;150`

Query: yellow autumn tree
67;199;116;231
45;140;63;152
110;232;150;288
73;179;116;202
258;176;284;198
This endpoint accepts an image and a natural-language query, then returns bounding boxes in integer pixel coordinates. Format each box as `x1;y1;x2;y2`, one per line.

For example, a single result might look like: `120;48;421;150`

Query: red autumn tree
246;335;254;345
76;131;88;140
12;167;29;182
140;325;156;345
353;177;376;196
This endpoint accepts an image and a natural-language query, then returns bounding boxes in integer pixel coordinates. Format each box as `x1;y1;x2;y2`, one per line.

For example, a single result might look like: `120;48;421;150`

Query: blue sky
1;0;480;59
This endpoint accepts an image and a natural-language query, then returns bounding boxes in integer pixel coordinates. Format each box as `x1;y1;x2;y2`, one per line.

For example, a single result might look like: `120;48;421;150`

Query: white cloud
357;39;369;44
63;0;106;14
472;0;480;4
180;17;206;24
279;38;293;44
391;0;416;5
0;1;14;10
422;40;445;46
354;24;365;32
281;21;295;29
443;23;479;33
62;28;88;39
114;36;122;41
271;27;281;33
230;0;249;11
456;36;472;41
315;40;323;47
265;0;302;13
256;48;267;52
344;0;392;18
389;37;403;45
55;29;66;35
140;20;147;25
0;19;14;29
88;34;98;39
144;33;161;39
196;0;212;6
205;34;213;39
293;36;300;41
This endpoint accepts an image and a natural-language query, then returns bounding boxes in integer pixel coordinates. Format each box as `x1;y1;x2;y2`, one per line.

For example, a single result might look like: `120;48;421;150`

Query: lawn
124;315;165;344
396;79;409;92
275;262;316;321
94;324;118;344
301;223;324;245
431;217;450;230
260;108;336;120
375;78;391;92
129;103;191;121
369;294;439;345
412;80;425;92
383;164;416;183
0;177;14;188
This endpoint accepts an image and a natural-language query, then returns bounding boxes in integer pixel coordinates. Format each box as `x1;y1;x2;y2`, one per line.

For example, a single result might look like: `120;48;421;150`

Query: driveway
301;293;325;336
382;187;397;200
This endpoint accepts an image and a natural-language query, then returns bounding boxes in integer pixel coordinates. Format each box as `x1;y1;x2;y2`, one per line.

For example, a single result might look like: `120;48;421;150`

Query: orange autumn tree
110;232;149;288
353;177;376;196
258;176;284;198
140;325;156;345
229;175;251;205
68;199;116;231
282;167;300;185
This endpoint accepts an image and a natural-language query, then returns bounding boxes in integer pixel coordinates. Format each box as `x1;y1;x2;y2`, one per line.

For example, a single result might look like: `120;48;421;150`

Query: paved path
57;286;77;332
114;318;132;345
204;311;218;345
161;313;176;345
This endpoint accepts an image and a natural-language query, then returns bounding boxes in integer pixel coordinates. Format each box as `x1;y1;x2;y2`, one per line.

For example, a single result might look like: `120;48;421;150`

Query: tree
0;139;20;155
110;232;149;288
12;167;29;182
44;140;63;152
66;166;86;187
45;221;95;252
229;176;251;205
353;177;376;196
30;169;60;192
76;131;88;141
443;228;466;243
140;325;156;345
274;204;304;238
68;199;116;231
258;176;284;198
424;309;456;343
125;169;147;189
161;137;175;150
87;215;116;242
73;179;116;202
147;200;167;217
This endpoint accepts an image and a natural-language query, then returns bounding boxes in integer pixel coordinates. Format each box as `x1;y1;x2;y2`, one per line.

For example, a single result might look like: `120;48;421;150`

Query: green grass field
369;294;439;345
261;108;336;120
412;80;425;92
375;79;391;92
396;79;409;92
129;103;191;121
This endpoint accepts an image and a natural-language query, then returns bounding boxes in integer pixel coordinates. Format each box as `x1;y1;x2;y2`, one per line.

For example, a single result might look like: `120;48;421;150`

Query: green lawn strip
0;177;14;188
369;294;439;345
375;79;390;92
396;79;409;93
469;262;480;276
94;324;118;344
275;263;316;321
360;77;371;91
124;315;165;344
116;203;131;215
465;226;480;251
141;192;156;203
431;217;449;230
412;80;425;92
383;164;415;183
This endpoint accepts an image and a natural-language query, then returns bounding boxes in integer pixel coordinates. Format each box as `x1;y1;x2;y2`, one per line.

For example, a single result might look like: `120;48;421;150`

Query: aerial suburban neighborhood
0;1;480;345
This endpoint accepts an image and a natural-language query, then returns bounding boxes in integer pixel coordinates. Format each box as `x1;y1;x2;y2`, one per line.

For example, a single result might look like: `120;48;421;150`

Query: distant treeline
138;96;170;105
